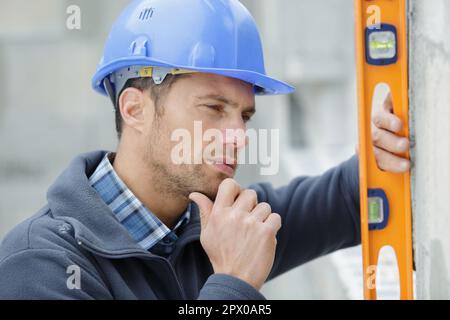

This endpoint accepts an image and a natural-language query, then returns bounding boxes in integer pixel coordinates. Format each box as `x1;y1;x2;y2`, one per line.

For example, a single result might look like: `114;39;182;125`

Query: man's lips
212;163;235;176
207;158;237;176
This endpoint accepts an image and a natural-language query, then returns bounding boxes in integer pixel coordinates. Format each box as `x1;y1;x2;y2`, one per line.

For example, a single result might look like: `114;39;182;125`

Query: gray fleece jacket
0;151;361;299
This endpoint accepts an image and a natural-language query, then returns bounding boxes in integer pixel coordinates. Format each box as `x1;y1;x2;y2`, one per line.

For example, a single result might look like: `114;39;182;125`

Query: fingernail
401;161;410;171
398;139;408;151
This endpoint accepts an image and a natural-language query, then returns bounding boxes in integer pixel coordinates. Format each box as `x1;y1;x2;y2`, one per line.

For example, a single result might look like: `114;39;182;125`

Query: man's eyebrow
196;94;256;113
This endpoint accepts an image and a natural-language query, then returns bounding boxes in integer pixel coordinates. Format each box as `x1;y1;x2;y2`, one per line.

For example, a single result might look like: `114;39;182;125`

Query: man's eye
242;114;253;123
205;104;223;112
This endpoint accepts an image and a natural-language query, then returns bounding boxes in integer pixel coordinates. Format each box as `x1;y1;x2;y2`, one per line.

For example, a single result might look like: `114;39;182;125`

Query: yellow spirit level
354;0;414;300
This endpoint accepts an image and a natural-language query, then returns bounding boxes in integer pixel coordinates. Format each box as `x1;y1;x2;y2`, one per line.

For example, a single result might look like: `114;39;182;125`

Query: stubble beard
144;120;227;202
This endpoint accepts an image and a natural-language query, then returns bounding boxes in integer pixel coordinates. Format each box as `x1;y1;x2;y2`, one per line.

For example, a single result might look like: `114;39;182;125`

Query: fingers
374;147;411;173
363;93;412;174
372;125;410;155
382;92;393;112
250;202;272;222
264;213;282;233
189;192;214;227
213;179;241;210
233;189;258;212
372;110;403;134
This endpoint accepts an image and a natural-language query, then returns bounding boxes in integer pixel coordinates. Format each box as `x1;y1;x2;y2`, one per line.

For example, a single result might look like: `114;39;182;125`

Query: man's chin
192;171;230;200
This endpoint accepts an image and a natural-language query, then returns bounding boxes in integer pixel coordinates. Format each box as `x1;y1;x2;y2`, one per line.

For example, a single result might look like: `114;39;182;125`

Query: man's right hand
189;179;281;290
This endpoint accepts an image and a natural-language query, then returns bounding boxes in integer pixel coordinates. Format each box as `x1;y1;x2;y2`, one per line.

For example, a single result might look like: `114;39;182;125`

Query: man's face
141;73;255;200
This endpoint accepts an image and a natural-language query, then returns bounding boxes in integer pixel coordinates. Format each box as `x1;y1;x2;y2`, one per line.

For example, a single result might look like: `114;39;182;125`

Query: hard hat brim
92;58;296;97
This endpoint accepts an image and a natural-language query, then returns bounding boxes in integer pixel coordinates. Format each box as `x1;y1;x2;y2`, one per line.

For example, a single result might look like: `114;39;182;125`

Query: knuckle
260;224;273;237
271;213;282;228
223;178;236;184
373;146;381;157
220;206;233;216
372;113;383;128
376;155;389;172
391;117;402;132
397;138;409;152
272;212;281;222
243;189;258;202
257;202;272;212
243;216;255;228
233;208;247;219
262;220;280;236
228;211;240;225
372;128;382;143
387;158;398;169
222;178;238;189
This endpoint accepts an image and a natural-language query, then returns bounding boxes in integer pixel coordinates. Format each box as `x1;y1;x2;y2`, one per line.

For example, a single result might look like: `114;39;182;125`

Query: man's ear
118;87;150;134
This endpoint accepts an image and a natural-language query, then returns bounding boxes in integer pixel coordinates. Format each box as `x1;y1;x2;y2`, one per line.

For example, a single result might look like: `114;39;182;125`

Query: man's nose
222;122;248;150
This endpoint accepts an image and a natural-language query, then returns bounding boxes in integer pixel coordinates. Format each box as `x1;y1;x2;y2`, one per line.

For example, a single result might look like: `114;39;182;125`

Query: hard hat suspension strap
104;66;197;109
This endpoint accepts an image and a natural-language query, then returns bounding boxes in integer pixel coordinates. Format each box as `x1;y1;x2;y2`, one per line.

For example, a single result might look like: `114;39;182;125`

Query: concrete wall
409;0;450;300
0;0;127;237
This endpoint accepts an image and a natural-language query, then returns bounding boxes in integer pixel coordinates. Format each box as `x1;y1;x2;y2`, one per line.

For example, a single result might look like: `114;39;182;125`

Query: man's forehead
188;73;255;105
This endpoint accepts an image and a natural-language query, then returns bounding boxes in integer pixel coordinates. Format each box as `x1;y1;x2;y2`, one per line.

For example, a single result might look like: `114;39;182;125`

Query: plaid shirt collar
89;153;191;252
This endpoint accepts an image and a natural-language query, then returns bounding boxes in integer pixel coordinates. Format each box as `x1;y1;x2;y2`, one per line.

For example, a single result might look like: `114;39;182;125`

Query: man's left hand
358;93;411;173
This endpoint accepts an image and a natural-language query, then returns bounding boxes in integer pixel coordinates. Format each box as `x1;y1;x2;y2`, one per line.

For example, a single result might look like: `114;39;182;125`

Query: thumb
189;192;214;227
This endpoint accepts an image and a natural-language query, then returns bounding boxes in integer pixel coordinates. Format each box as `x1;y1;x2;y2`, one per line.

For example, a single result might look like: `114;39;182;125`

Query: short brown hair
114;74;184;139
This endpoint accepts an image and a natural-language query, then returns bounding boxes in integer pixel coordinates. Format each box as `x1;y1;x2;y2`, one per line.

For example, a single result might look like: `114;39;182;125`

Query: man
0;0;410;299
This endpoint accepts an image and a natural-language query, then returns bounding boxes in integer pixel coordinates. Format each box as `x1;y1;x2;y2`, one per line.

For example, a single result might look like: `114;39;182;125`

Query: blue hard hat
92;0;295;99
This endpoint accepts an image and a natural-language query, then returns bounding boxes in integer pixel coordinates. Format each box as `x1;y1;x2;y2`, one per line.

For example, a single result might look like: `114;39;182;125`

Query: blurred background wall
239;0;363;299
1;0;434;299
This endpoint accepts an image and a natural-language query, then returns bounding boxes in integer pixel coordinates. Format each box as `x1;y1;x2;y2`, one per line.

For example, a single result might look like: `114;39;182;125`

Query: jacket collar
46;150;201;257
